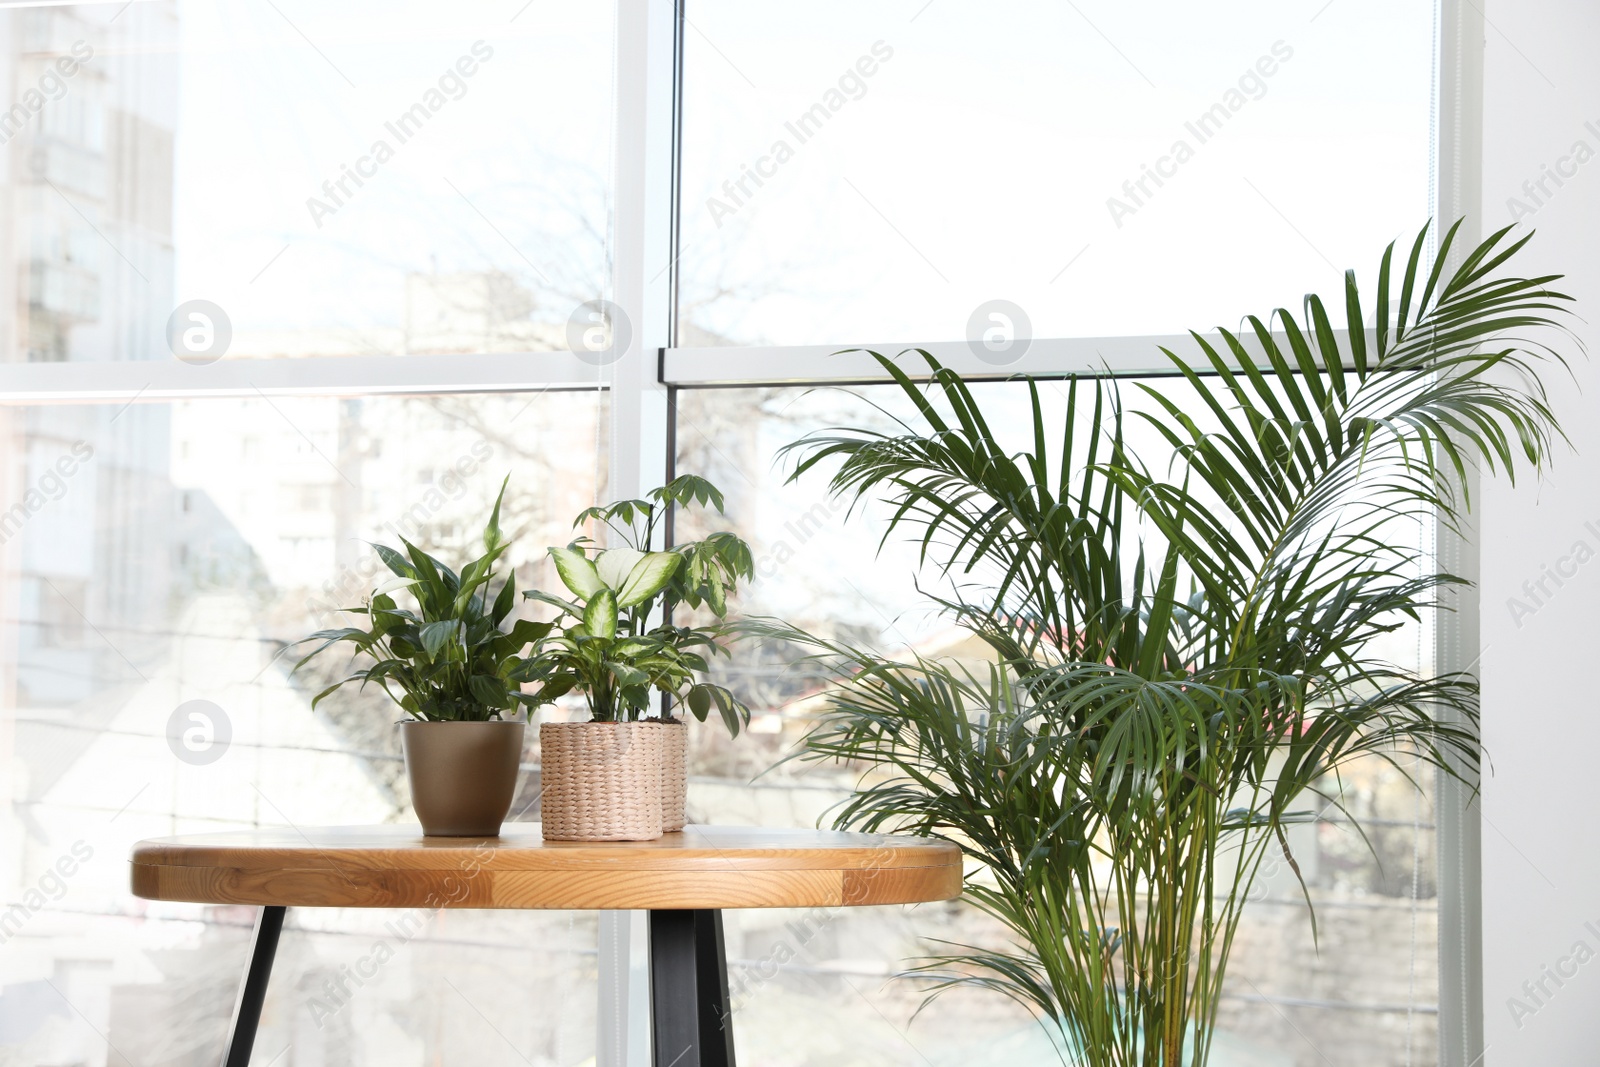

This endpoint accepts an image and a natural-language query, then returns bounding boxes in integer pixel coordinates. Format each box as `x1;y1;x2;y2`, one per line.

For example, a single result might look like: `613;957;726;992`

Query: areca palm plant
773;222;1574;1066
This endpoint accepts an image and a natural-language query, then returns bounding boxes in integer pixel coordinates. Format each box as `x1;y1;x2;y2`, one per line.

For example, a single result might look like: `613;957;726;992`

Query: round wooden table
130;825;961;1067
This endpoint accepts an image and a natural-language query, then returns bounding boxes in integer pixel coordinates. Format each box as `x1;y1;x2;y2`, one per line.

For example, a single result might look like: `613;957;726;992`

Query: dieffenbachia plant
512;475;756;735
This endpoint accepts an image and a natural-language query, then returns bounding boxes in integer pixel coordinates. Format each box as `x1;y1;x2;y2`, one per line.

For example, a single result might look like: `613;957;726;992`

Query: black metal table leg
648;909;736;1067
222;905;285;1067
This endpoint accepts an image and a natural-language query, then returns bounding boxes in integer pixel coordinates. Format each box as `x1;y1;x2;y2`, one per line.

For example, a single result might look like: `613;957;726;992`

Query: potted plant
513;475;754;840
294;480;551;836
772;223;1574;1065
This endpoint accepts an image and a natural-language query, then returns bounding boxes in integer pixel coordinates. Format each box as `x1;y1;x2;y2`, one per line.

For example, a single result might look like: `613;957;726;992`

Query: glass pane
676;383;1437;1067
0;389;608;1065
678;0;1434;347
6;0;614;363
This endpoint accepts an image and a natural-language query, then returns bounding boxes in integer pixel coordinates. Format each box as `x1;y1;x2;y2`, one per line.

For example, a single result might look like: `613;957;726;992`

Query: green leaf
310;675;361;708
469;674;512;709
500;618;554;652
522;589;584;617
584;588;618;640
656;474;726;514
401;537;443;590
491;573;517;625
708;685;747;738
607;660;648;688
369;542;415;580
596;547;646;591
533;674;578;703
551;546;604;599
485;475;509;554
452;554;495;617
292;627;371;672
418;620;458;659
505;656;552;684
616;551;682;609
610;637;660;659
373;575;420;596
705;569;727;616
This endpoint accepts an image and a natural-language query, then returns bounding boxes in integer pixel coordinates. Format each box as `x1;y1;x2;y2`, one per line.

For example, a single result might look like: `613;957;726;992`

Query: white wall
1479;0;1600;1060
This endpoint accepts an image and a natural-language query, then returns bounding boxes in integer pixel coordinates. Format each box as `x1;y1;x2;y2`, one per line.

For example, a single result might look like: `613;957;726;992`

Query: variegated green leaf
584;588;618;640
616;551;681;608
596;547;646;591
551;546;604;599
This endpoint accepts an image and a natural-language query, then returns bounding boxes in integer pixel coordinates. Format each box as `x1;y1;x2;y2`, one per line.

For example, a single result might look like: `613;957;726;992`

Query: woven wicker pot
400;720;525;837
647;719;688;832
539;722;664;841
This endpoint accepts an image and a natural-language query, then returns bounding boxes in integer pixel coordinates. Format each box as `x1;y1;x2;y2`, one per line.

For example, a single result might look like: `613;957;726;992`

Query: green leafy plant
512;475;756;734
294;479;553;722
773;223;1574;1065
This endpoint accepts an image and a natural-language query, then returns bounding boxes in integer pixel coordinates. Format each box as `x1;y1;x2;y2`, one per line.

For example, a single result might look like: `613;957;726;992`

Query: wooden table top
130;825;963;910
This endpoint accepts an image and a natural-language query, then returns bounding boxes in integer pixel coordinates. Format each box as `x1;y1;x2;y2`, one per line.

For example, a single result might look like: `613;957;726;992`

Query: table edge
128;826;962;874
129;858;965;910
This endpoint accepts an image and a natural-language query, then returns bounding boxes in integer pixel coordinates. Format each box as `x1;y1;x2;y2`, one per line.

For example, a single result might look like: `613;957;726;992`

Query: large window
677;0;1434;346
0;1;1455;1065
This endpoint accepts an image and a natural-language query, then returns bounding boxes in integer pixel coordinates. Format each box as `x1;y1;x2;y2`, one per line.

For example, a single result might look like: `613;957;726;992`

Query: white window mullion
0;351;604;402
1433;0;1485;1062
662;330;1364;388
598;3;681;1067
608;0;679;503
663;336;1199;386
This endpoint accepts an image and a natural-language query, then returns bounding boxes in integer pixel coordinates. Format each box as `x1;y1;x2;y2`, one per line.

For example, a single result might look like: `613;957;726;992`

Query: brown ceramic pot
400;719;525;836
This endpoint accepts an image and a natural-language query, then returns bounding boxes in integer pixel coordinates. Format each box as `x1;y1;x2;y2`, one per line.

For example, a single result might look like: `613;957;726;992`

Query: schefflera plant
512;475;756;735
